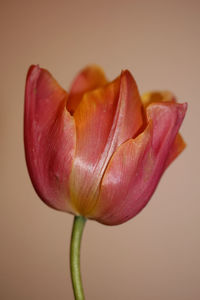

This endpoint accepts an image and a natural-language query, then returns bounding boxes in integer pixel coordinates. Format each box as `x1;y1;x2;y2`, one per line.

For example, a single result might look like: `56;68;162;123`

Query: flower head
24;65;187;225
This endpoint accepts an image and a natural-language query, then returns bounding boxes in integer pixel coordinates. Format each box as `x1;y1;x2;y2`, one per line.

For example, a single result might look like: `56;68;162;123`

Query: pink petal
67;65;107;114
91;102;187;225
69;70;143;215
24;65;76;212
142;90;186;167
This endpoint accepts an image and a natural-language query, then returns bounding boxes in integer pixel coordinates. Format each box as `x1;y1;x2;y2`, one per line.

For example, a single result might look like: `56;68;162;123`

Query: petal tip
177;102;188;120
120;69;133;80
26;64;41;84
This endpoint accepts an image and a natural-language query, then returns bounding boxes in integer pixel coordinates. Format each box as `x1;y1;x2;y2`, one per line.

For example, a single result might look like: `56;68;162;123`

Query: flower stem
70;215;87;300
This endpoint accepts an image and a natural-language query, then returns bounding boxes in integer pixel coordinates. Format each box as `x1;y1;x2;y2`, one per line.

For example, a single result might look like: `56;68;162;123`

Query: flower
24;65;187;225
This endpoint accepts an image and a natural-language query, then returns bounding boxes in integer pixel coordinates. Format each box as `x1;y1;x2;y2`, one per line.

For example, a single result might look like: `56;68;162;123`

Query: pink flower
24;65;187;225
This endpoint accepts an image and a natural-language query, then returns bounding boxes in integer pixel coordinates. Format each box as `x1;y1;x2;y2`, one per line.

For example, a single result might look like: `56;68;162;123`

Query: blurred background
1;0;199;299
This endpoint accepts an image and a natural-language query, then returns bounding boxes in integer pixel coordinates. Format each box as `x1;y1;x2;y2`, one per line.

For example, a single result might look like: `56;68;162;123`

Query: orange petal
142;91;176;107
91;102;187;225
165;133;186;168
67;65;107;114
24;65;76;212
69;70;143;215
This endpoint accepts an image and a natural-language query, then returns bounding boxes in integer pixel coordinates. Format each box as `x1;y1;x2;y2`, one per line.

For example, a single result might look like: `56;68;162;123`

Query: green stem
70;216;87;300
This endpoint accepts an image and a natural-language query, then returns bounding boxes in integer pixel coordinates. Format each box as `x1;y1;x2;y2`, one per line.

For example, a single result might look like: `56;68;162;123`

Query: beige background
1;0;199;299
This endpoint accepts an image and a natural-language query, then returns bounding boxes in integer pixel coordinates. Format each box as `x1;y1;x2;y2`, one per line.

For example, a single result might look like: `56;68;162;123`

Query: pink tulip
24;65;187;225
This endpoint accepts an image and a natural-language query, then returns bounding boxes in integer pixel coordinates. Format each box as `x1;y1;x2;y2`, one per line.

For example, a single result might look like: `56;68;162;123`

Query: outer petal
142;90;186;168
91;102;187;225
69;70;143;215
24;65;76;212
67;65;107;114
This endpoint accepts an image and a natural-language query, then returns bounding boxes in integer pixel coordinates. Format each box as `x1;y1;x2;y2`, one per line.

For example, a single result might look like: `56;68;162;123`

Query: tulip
24;65;187;226
24;65;187;299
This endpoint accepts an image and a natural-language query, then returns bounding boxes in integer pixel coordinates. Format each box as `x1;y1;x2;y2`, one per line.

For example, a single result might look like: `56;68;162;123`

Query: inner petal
67;65;107;114
69;70;144;215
